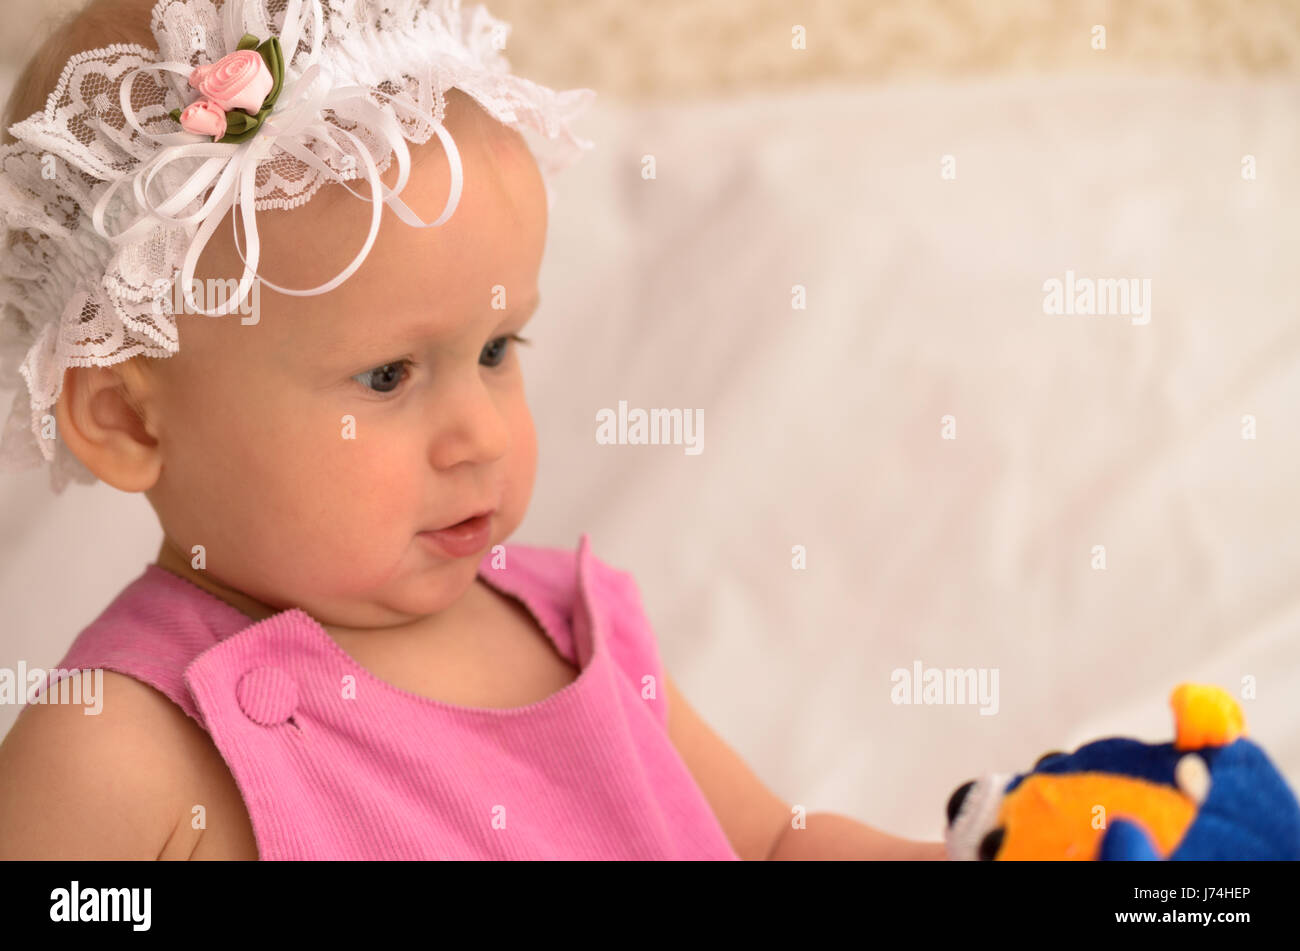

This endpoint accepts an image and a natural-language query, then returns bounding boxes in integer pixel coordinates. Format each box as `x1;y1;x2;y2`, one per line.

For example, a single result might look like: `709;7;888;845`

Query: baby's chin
298;566;480;632
292;532;499;631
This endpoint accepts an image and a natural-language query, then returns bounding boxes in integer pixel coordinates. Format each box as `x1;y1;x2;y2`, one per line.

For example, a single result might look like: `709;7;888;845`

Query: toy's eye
1034;750;1066;769
947;780;975;825
944;773;1012;861
1174;753;1211;804
978;827;1006;861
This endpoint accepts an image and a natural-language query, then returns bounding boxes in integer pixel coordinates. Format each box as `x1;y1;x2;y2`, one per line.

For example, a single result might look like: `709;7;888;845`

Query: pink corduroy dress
42;534;740;860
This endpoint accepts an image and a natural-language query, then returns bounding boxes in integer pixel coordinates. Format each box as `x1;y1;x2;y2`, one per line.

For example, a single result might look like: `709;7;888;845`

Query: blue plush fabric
1006;736;1300;860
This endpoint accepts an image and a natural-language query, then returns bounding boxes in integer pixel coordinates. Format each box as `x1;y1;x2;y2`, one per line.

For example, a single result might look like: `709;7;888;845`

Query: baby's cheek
302;415;419;530
501;398;537;530
237;405;406;560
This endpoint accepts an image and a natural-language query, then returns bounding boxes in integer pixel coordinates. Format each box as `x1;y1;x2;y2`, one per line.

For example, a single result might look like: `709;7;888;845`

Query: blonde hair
3;0;160;145
3;1;164;415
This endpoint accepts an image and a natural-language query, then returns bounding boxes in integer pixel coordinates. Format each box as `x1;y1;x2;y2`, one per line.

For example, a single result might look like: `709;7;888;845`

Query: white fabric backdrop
2;75;1298;843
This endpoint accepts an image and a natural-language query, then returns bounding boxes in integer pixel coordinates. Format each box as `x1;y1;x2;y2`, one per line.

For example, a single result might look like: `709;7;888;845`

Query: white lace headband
0;0;595;492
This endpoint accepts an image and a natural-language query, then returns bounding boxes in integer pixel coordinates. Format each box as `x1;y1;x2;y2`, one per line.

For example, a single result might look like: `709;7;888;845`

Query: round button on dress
235;666;299;726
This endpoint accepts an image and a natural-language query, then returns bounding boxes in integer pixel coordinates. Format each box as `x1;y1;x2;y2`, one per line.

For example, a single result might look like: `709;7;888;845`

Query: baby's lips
424;506;497;534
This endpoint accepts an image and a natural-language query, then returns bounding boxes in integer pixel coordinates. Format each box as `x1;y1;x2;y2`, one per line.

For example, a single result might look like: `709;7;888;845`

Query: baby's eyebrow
318;293;540;360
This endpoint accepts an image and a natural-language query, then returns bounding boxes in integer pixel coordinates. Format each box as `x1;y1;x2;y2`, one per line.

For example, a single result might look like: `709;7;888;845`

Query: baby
0;0;945;860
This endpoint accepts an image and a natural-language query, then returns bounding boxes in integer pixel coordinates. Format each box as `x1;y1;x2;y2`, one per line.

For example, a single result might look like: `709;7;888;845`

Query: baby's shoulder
0;669;240;859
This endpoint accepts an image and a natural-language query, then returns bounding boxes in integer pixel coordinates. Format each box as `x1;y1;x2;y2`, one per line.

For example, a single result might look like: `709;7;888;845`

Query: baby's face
142;95;546;630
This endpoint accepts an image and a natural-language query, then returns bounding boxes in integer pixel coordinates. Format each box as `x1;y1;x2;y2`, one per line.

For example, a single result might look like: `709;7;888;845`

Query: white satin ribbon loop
93;0;465;317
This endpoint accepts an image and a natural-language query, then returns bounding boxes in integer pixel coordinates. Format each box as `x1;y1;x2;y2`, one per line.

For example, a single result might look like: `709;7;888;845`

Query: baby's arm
0;670;197;859
766;813;949;860
665;674;946;860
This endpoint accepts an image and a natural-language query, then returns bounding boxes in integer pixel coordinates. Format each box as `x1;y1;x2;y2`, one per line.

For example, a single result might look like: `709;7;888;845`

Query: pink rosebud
187;63;214;90
179;99;227;140
193;49;273;114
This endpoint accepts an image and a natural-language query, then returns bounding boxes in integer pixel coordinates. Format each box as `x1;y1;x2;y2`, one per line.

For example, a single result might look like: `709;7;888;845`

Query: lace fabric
0;0;595;492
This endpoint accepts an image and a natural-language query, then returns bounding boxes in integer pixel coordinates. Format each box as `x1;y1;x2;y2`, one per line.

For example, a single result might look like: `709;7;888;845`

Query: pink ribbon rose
178;99;228;141
189;50;274;114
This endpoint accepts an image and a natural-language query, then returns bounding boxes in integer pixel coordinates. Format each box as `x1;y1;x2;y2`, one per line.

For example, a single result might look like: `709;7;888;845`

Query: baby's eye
352;359;412;395
480;333;529;368
351;335;528;394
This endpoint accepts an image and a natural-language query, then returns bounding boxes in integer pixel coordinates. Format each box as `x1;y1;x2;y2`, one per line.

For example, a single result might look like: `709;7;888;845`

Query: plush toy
944;683;1300;860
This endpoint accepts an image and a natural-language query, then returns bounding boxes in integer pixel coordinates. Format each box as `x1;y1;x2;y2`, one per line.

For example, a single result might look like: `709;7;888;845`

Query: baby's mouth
430;508;493;532
417;510;494;558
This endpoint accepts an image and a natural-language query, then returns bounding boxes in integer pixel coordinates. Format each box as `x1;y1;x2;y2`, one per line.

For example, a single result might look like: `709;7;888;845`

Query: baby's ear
54;362;162;492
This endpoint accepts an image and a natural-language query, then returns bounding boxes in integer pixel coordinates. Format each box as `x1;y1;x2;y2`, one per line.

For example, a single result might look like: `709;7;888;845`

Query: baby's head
2;0;576;629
